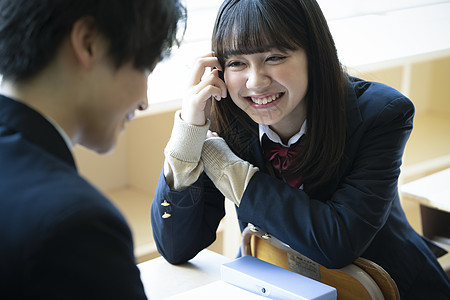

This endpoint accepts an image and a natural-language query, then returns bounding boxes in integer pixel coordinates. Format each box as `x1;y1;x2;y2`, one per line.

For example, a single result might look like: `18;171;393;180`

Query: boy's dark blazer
152;77;450;299
0;95;147;299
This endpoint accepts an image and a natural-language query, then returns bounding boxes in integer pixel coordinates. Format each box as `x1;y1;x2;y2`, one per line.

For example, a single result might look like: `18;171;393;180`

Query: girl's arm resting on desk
154;135;258;264
163;110;209;190
152;169;225;264
152;54;229;264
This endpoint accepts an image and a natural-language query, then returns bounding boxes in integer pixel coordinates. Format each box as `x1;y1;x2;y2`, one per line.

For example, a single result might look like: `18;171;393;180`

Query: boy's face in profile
76;58;150;154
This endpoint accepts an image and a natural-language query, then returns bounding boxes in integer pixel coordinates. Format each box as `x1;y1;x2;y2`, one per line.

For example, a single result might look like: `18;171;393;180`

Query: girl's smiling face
223;48;308;140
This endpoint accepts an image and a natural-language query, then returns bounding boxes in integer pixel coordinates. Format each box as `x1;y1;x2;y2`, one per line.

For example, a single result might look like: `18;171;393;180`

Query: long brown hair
210;0;347;191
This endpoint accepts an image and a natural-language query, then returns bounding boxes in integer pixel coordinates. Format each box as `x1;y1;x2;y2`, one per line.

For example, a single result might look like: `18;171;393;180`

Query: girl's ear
70;16;101;70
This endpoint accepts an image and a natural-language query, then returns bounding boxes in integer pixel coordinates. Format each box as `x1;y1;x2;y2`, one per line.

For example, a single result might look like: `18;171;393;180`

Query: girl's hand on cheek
181;53;227;126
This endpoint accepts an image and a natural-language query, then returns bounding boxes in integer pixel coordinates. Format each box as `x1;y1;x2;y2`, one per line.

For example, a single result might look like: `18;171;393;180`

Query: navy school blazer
151;77;450;299
0;95;147;299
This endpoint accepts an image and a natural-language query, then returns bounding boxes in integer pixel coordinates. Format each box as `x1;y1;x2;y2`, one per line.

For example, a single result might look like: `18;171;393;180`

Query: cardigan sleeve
201;137;259;207
163;110;209;190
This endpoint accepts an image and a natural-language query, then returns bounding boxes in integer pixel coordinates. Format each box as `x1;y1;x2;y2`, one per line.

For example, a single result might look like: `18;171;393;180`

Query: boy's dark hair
0;0;186;81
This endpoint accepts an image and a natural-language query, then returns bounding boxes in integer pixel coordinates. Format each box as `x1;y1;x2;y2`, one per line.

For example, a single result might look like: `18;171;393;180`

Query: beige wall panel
127;109;178;195
409;61;434;115
348;66;404;95
429;56;450;116
73;133;128;191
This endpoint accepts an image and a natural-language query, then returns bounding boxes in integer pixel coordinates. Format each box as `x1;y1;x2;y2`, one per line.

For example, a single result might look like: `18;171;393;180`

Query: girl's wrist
165;110;210;163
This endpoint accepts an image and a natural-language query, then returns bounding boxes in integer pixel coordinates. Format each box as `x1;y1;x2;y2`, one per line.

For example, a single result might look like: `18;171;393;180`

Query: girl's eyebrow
220;43;278;59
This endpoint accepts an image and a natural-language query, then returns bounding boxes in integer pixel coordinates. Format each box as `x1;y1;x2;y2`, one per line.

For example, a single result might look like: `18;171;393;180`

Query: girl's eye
266;56;287;63
226;61;244;68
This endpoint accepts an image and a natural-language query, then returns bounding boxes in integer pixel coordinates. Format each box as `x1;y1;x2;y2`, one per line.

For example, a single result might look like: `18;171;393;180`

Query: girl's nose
245;67;271;90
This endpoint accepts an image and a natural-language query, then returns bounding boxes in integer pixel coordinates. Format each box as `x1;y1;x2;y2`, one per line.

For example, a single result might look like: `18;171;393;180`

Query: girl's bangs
213;0;300;65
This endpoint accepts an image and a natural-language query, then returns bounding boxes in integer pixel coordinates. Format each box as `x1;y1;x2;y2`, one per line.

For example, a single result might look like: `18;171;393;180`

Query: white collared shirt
258;120;307;147
258;120;307;190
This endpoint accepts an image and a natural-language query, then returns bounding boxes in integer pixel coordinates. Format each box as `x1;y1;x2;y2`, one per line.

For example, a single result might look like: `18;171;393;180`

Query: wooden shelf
401;112;450;183
404;112;450;167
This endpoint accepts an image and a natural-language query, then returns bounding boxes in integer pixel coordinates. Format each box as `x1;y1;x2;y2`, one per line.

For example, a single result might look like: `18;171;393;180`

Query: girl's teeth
251;93;281;105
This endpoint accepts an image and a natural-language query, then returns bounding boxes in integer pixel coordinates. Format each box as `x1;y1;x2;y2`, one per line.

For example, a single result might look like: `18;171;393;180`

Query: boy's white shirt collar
259;120;307;147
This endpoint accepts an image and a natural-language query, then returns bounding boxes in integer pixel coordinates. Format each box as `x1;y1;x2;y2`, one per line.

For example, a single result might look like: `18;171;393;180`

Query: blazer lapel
248;133;269;172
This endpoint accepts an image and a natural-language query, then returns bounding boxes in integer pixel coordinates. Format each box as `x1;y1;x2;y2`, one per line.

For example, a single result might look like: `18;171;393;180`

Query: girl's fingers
196;85;224;103
181;82;224;126
189;54;222;86
211;68;227;99
191;69;227;99
181;53;227;126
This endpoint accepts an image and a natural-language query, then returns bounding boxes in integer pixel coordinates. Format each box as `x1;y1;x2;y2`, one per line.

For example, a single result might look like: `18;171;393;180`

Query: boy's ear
70;17;101;70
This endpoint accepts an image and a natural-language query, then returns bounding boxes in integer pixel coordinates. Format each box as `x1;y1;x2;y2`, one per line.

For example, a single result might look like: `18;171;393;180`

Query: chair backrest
241;225;400;300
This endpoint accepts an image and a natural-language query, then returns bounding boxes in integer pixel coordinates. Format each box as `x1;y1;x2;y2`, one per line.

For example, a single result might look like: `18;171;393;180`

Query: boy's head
0;0;185;82
0;0;185;154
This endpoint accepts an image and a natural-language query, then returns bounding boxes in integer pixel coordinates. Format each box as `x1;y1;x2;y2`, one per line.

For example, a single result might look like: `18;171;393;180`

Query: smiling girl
151;0;450;298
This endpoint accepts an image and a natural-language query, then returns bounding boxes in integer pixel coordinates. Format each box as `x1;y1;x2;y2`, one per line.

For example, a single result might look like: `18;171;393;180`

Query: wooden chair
241;225;400;300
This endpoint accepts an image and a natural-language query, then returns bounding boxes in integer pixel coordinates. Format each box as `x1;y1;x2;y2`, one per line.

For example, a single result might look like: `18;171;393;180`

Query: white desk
401;168;450;213
138;250;231;299
138;249;337;300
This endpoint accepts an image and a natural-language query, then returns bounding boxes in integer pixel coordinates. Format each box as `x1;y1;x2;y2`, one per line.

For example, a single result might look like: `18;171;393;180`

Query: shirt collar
259;120;307;147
